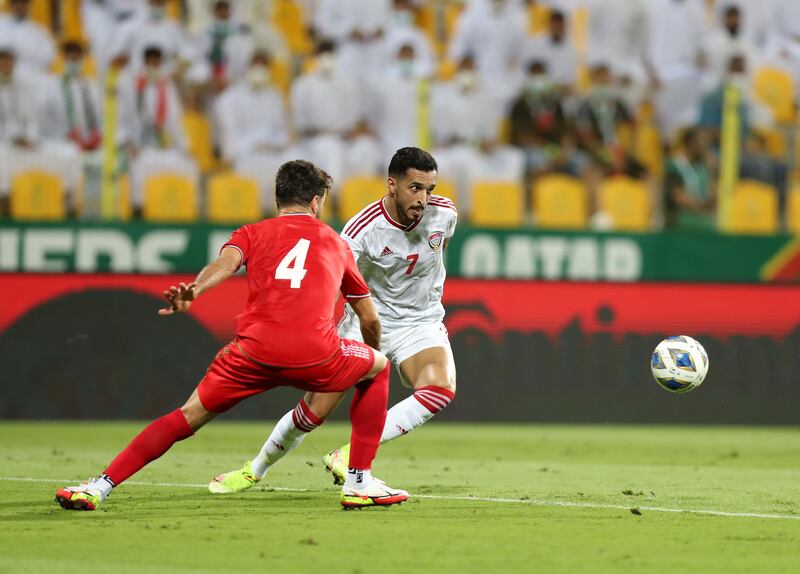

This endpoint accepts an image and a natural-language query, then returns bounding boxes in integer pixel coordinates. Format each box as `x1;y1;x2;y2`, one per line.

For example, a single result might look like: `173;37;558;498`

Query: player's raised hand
158;282;199;315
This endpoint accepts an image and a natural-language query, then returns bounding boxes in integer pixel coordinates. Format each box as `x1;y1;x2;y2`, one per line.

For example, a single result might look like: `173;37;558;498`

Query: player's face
387;168;437;225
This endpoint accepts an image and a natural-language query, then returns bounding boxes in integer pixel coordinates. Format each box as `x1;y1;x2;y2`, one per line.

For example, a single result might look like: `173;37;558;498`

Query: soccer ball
650;336;709;393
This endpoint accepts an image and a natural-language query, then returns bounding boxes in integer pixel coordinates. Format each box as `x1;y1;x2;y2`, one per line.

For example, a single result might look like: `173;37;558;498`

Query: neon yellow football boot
208;460;261;494
321;444;350;485
55;485;103;511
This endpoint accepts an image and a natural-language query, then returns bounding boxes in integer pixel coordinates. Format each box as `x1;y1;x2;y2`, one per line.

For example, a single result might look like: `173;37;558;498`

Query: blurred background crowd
1;0;799;233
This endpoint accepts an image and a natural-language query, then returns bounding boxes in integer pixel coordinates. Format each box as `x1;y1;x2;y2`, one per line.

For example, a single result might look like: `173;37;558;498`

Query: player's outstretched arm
348;296;382;351
159;247;242;315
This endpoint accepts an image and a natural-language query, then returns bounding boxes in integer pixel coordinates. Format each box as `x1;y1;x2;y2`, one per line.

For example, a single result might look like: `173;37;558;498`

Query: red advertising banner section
1;274;797;341
442;281;798;339
1;274;797;423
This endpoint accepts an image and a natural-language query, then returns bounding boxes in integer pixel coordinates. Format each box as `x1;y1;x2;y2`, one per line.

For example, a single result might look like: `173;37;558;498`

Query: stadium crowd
0;0;799;232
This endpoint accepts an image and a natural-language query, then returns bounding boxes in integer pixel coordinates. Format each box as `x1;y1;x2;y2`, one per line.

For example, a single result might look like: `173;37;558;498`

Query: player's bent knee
180;390;216;432
422;378;456;394
363;350;388;379
302;392;343;420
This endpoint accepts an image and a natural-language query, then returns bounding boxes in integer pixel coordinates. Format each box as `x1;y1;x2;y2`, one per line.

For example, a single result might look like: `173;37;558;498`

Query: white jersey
339;195;458;335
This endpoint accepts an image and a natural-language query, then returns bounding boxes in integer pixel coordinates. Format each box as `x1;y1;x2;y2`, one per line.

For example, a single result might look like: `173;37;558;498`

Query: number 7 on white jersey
275;239;310;288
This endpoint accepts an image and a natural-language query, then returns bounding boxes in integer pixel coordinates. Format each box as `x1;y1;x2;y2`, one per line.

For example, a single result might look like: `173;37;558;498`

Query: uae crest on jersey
428;231;444;251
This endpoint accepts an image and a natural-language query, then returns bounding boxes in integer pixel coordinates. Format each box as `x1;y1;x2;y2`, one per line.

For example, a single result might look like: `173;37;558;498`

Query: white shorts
340;320;453;387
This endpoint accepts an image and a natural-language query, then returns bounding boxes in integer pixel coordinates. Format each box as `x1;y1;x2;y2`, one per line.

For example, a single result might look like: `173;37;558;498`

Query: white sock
344;468;372;490
251;401;322;478
88;475;115;499
380;386;454;443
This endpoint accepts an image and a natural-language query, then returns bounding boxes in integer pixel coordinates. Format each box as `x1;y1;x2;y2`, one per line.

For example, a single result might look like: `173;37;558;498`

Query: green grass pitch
0;422;798;573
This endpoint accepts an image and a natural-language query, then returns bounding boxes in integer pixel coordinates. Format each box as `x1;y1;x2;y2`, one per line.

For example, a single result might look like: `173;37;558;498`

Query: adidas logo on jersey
380;246;394;257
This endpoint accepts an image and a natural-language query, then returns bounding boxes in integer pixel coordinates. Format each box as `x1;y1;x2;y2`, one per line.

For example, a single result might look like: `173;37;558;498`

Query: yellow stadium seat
753;67;796;124
529;3;551;35
61;0;84;40
143;174;198;222
433;178;458;207
10;170;66;220
166;0;183;21
436;59;458;81
575;63;591;93
754;126;788;159
339;177;386;221
117;175;133;221
443;2;464;40
207;173;262;224
725;180;779;235
470;181;525;228
271;0;312;56
572;6;589;57
272;59;291;95
786;185;800;234
532;174;588;229
417;4;441;54
635;122;664;178
598;176;650;231
183;110;216;173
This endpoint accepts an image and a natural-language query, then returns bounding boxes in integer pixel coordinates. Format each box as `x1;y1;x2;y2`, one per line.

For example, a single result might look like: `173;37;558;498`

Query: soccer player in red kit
55;160;409;510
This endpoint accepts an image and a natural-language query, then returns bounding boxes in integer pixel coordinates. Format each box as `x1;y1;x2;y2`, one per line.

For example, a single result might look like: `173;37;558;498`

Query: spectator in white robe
312;0;392;83
109;0;195;74
214;50;291;213
585;0;648;85
712;0;775;49
118;46;197;214
762;0;800;79
291;41;383;188
0;44;93;216
701;4;762;89
0;0;55;73
524;9;578;91
0;46;39;215
449;0;527;109
644;0;706;138
430;54;525;213
37;41;105;212
378;0;435;79
368;42;433;157
189;0;259;93
105;0;147;21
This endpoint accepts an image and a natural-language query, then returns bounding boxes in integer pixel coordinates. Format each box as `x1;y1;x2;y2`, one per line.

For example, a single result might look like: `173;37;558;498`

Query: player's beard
407;204;424;222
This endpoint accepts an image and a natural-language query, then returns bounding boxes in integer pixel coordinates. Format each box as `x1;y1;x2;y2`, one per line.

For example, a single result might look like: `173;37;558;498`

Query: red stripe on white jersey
343;202;382;237
428;199;457;211
348;211;382;238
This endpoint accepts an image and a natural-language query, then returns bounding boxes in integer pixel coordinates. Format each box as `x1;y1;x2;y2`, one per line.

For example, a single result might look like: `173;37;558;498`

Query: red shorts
197;339;376;413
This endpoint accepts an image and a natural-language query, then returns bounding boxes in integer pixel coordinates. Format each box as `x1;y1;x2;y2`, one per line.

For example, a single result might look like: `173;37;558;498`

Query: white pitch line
3;476;799;522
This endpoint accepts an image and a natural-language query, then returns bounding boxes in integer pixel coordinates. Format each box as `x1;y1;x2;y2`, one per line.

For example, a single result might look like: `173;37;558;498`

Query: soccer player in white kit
209;147;458;494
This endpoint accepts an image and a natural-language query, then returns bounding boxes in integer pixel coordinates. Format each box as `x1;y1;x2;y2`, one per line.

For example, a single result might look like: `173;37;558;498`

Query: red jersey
223;214;370;368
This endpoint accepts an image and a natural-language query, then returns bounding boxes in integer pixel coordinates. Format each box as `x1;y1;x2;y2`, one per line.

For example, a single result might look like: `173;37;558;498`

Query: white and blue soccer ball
650;336;709;393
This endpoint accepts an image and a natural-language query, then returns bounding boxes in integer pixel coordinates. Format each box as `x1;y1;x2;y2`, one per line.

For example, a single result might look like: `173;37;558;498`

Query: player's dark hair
275;160;332;208
388;147;437;179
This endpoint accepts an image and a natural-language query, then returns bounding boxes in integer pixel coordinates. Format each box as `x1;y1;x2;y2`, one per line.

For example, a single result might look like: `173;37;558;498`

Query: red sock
349;363;390;470
104;408;194;485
